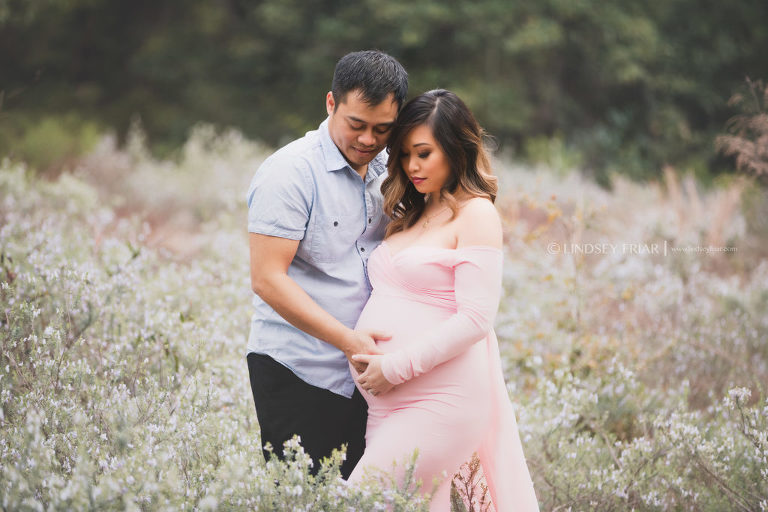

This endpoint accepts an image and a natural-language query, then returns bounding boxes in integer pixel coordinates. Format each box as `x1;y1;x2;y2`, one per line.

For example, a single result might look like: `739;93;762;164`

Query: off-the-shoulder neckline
381;240;502;259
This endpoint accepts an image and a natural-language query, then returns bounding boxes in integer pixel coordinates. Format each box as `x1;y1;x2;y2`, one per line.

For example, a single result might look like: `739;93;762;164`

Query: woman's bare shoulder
458;196;497;215
455;196;502;248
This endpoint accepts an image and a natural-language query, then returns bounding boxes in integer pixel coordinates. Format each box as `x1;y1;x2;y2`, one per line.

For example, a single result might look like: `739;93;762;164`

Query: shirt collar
319;117;389;180
367;150;388;181
319;118;349;173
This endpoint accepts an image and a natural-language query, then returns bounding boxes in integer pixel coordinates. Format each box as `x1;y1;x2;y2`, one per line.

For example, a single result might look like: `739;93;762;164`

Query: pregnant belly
355;293;452;354
353;292;492;419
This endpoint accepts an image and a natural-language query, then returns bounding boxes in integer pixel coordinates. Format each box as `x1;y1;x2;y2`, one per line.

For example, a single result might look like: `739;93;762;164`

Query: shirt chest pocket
308;212;364;263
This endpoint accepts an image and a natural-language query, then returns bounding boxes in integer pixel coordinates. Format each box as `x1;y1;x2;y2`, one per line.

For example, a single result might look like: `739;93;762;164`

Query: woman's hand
344;329;390;374
351;354;395;396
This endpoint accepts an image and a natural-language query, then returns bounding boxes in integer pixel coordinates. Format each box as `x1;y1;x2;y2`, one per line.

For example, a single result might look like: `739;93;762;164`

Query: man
246;50;408;479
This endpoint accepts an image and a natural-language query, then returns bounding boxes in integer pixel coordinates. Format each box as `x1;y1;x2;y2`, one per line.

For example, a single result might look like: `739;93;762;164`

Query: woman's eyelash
418;152;430;158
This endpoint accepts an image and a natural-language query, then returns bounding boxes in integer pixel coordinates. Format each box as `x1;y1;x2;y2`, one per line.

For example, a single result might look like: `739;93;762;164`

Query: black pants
247;353;367;479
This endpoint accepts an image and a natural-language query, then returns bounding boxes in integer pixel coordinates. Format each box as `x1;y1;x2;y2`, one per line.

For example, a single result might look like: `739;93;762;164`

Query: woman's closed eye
417;152;431;159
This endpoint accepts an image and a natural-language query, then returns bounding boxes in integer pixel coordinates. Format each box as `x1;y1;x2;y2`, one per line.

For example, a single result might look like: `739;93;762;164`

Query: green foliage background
1;0;767;180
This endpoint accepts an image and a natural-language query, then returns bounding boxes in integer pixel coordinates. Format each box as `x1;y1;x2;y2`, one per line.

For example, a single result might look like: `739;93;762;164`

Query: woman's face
399;124;452;196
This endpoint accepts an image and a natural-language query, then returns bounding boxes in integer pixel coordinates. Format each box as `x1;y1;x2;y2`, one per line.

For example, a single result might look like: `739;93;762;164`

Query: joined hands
352;353;395;396
344;329;394;396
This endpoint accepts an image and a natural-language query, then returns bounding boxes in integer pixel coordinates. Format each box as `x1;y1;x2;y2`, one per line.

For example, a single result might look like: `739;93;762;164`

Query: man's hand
343;329;390;373
351;354;395;396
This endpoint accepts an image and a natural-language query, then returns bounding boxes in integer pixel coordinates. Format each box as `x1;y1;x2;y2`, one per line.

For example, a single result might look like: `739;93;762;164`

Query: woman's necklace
420;206;449;229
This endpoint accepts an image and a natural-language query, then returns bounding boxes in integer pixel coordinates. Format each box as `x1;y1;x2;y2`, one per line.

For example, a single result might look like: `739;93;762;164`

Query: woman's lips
411;177;426;185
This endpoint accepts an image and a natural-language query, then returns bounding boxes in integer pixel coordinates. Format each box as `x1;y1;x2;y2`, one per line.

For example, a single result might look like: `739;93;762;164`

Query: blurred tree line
1;0;767;182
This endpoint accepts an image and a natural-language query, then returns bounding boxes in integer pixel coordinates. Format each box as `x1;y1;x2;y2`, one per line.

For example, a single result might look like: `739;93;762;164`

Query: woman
348;89;539;511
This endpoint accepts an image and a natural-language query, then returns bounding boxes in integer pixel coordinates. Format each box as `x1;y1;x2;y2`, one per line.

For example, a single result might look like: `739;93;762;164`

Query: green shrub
0;114;101;172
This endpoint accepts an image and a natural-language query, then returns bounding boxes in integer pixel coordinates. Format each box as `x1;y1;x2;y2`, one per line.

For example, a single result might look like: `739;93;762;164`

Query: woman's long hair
381;89;497;235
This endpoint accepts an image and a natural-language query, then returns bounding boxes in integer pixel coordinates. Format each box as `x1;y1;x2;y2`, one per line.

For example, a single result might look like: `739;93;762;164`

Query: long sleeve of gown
380;247;503;385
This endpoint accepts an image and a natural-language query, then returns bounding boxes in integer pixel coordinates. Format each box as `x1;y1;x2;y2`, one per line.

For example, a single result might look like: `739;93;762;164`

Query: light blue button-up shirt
246;118;389;398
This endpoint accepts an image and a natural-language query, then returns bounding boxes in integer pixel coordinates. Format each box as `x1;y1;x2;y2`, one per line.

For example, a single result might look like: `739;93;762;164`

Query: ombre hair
381;89;497;235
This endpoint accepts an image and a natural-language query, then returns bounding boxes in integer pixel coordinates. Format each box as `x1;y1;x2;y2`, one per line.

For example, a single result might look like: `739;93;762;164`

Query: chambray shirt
246;118;389;398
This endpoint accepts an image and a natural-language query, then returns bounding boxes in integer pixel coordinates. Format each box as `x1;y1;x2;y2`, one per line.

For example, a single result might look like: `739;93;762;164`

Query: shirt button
368;218;372;224
333;221;338;227
360;247;365;252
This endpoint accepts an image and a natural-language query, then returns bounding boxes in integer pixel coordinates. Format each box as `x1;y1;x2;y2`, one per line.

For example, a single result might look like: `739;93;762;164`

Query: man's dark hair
331;50;408;110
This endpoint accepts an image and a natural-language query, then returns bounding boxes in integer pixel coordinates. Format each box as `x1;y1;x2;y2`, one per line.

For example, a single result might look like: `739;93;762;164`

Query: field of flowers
2;125;767;511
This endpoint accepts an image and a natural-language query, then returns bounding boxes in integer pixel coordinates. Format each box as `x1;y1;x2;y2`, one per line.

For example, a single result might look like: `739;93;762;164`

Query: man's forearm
254;272;359;355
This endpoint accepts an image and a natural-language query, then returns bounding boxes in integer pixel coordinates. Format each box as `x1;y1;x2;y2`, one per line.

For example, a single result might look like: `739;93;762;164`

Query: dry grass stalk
706;179;745;248
716;78;768;178
451;453;493;512
663;165;684;222
683;174;704;227
663;165;744;253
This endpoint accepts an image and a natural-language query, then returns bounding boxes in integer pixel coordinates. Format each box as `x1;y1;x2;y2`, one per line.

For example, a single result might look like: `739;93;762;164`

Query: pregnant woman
349;89;539;511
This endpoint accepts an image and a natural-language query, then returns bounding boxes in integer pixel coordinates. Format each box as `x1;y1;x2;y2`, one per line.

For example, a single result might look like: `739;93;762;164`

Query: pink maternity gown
349;241;539;512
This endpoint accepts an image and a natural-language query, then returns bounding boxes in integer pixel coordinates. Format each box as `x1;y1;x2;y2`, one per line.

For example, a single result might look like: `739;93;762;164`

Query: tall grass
1;124;766;510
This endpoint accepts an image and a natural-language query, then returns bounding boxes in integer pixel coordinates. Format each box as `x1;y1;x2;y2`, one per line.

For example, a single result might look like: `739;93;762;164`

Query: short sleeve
247;157;313;240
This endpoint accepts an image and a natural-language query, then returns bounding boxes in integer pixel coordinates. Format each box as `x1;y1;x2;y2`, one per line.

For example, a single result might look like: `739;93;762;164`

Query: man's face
326;90;398;173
